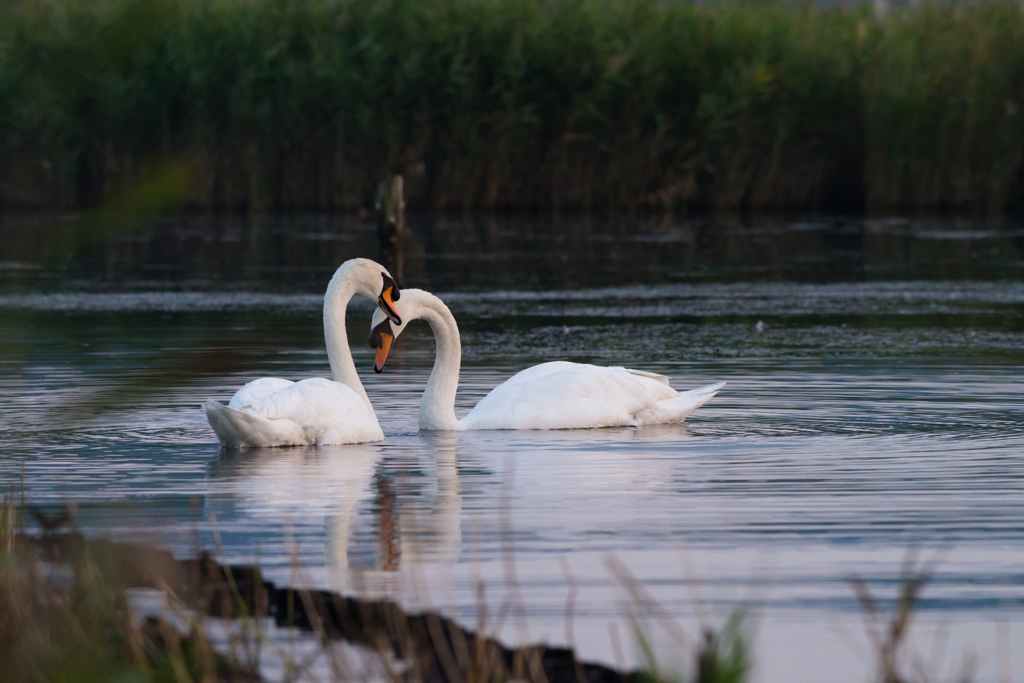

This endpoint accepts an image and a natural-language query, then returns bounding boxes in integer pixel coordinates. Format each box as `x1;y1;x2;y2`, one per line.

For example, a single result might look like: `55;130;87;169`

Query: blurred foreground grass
1;0;1023;214
0;488;980;683
0;491;753;683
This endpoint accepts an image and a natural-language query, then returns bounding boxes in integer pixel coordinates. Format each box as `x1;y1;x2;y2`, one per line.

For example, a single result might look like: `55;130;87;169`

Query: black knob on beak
369;319;393;348
381;273;400;300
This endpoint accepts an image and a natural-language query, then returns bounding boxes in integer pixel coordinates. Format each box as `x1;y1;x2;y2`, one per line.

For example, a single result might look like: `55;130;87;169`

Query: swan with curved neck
204;258;402;447
367;288;725;431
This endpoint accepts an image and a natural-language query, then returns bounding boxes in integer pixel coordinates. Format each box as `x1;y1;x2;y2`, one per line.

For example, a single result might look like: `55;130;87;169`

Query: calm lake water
1;214;1023;682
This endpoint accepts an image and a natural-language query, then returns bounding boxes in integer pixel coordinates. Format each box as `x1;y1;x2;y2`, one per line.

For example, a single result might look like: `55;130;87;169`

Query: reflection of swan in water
207;444;381;532
396;434;462;564
206;437;462;595
325;434;463;594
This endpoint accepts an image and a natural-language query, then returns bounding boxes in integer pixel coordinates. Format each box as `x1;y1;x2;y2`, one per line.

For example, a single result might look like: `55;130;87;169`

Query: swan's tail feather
684;381;727;400
204;399;288;448
656;381;726;423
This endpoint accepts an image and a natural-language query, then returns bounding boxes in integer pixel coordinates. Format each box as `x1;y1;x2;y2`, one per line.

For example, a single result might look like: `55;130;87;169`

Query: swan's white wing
625;368;671;386
461;362;679;430
206;378;383;447
247;378;366;421
205;399;307;447
247;378;382;445
228;377;296;410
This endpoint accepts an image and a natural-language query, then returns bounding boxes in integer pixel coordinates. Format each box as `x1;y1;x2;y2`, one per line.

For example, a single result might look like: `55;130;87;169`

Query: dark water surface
1;214;1023;682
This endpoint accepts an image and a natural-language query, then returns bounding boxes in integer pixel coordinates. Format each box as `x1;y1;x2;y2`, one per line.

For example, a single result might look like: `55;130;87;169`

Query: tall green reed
1;0;1022;213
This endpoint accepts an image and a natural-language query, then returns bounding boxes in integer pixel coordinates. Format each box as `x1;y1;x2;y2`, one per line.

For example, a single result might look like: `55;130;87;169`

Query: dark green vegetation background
2;0;1023;213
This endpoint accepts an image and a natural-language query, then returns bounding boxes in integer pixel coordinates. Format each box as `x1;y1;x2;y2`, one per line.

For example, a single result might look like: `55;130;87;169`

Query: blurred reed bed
0;0;1022;214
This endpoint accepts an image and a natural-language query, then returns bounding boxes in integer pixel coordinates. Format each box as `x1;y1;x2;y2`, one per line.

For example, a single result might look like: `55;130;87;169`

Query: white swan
367;288;725;431
203;258;403;447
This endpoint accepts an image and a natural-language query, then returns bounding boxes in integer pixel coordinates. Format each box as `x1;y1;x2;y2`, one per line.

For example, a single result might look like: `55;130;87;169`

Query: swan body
204;258;401;448
460;361;724;430
369;289;725;431
204;379;380;447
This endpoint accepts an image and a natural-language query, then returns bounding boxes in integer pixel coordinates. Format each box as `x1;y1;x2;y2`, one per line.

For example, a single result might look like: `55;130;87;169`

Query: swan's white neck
323;261;379;411
410;293;463;431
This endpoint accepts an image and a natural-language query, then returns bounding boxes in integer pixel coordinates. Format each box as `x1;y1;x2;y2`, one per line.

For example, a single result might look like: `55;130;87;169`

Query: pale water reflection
208;439;463;595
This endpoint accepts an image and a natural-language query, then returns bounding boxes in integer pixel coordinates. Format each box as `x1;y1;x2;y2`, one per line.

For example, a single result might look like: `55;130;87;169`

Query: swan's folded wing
463;363;676;430
625;368;670;386
491;360;578;383
205;399;307;447
211;378;381;447
248;378;372;424
229;378;296;410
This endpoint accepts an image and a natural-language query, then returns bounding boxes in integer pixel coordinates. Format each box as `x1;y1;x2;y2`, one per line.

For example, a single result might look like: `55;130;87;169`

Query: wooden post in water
375;175;404;286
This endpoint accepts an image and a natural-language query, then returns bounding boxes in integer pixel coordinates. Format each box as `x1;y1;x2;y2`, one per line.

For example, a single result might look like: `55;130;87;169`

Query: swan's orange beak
378;273;402;325
369;319;395;373
374;334;394;373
